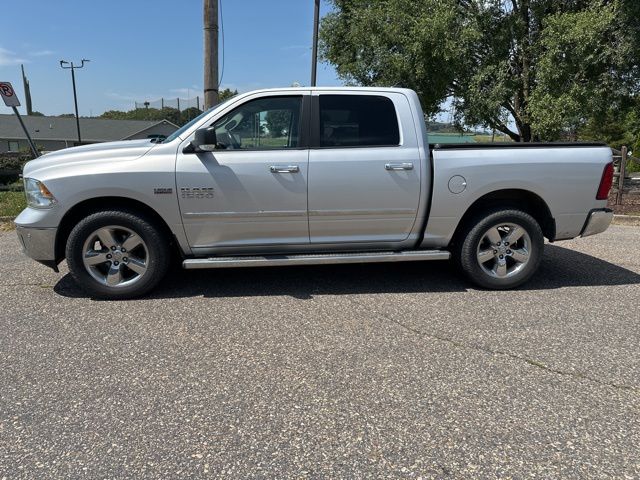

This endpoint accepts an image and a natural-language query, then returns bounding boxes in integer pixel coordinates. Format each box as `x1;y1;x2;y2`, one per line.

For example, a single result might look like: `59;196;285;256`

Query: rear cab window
318;95;400;147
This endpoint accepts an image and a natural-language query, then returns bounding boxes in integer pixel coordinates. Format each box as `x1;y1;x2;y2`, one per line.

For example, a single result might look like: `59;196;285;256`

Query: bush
0;152;31;186
626;158;640;174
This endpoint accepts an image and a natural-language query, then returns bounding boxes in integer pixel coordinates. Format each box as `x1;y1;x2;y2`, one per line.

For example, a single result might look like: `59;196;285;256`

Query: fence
134;96;203;112
611;147;640;206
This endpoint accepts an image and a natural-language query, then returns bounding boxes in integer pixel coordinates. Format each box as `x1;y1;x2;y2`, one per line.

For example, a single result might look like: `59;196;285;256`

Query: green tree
179;107;203;125
219;88;238;103
580;97;640;151
528;3;634;139
320;0;640;141
101;107;181;125
266;110;290;137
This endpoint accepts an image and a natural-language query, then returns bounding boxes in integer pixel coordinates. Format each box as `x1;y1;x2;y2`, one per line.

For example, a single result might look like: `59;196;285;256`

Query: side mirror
190;127;218;152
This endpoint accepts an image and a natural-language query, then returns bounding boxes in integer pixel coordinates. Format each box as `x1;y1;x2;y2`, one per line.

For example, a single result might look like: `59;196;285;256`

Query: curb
0;216;15;231
612;214;640;227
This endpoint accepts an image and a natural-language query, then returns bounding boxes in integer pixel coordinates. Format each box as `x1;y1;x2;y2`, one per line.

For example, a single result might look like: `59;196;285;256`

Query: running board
183;250;450;269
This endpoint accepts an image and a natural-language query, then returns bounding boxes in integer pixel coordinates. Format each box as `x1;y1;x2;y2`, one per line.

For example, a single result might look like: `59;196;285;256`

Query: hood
23;139;156;177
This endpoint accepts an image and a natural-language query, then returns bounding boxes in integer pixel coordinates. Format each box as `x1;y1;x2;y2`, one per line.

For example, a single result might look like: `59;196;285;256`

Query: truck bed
430;142;607;150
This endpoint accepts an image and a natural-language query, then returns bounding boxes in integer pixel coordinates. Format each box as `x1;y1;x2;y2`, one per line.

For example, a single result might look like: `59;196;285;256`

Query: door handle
385;162;414;171
270;165;300;173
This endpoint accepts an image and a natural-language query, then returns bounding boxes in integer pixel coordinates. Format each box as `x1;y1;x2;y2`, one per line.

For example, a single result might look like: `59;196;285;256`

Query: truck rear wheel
455;208;544;290
66;210;170;299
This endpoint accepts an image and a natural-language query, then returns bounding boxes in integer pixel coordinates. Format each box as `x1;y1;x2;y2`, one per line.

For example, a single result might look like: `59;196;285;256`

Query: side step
183;250;450;269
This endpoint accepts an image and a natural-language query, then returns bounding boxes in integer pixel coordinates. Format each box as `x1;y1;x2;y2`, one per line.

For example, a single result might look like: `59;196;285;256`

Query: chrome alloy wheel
82;225;148;288
476;222;531;279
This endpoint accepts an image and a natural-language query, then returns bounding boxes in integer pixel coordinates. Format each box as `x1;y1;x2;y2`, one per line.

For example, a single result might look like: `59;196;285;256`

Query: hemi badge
154;187;173;195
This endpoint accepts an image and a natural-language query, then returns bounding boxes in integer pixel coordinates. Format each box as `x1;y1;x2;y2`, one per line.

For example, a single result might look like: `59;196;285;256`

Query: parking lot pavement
1;226;639;478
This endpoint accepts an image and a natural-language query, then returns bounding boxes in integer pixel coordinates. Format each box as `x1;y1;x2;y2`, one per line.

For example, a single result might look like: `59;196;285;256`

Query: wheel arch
449;189;556;247
55;196;179;264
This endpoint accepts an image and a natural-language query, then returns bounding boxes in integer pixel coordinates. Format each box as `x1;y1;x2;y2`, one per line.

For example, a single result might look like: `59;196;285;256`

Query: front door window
212;96;302;150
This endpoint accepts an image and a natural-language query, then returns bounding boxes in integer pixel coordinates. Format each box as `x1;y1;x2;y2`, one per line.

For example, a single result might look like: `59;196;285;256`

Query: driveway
1;226;639;478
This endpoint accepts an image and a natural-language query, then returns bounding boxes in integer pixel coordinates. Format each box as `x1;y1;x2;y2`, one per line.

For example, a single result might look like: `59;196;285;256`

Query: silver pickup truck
16;87;614;298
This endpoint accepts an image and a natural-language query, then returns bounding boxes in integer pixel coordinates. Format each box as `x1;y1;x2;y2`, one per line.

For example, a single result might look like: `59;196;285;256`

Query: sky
0;0;341;117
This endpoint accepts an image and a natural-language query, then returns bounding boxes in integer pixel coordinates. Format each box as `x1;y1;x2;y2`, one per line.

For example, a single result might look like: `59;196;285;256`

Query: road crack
348;297;639;393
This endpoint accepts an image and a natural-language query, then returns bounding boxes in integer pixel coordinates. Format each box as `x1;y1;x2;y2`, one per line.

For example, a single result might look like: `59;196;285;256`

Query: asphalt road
1;226;639;478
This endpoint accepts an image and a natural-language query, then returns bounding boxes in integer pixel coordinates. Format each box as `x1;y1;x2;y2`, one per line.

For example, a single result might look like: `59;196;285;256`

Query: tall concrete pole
21;64;33;115
204;0;219;109
310;0;320;86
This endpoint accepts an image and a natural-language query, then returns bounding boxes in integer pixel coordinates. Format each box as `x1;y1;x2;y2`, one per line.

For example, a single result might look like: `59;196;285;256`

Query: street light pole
310;0;320;87
60;59;90;144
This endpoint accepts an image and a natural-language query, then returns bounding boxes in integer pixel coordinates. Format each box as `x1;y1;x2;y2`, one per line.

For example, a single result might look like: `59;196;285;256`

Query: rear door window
318;95;400;147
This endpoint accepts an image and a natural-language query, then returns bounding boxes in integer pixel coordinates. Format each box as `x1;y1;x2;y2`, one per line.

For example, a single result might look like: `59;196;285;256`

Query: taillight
596;162;614;200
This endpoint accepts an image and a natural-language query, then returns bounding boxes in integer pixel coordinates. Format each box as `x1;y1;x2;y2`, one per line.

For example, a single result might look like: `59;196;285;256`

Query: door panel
177;150;309;250
176;94;310;251
308;93;421;244
308;147;421;243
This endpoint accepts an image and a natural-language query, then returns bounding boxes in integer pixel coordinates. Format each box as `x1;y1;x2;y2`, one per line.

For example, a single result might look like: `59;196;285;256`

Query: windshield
161;96;237;143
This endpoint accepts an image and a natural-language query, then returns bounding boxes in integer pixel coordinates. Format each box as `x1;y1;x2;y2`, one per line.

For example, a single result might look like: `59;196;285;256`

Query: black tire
454;208;544;290
66;209;170;299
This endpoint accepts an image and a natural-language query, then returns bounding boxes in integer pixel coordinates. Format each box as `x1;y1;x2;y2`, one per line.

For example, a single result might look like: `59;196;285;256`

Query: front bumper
581;208;614;238
16;225;58;269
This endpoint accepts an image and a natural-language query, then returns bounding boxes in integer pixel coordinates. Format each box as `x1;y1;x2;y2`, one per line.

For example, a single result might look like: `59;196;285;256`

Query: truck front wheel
455;208;544;290
66;210;170;299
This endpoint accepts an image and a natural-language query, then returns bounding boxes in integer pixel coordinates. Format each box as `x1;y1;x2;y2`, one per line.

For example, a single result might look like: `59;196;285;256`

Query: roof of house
0;114;179;142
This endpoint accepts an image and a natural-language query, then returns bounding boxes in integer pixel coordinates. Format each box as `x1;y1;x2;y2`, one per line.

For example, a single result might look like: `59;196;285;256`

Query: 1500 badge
181;187;214;199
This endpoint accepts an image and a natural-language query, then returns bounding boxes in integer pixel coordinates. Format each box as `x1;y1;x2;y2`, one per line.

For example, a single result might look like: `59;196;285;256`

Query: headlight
24;178;57;208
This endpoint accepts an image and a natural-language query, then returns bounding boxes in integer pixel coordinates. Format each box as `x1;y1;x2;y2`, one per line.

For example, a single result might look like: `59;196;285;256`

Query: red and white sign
0;82;21;107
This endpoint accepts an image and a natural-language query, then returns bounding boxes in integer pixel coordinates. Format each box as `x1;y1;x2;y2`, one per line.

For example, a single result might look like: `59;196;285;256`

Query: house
0;114;179;153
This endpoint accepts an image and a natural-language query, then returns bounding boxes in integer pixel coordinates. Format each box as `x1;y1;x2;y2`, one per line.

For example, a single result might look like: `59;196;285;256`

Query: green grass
240;137;291;148
626;159;640;174
473;134;513;143
0;191;26;217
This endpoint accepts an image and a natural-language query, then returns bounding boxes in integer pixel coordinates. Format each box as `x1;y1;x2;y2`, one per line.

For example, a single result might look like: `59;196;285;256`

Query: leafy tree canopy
580;96;640;152
101;107;182;125
219;88;238;102
266;110;291;137
320;0;640;141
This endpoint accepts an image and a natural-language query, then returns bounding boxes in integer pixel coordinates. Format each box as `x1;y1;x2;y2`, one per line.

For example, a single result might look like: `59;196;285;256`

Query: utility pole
310;0;320;87
60;59;90;144
204;0;219;109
